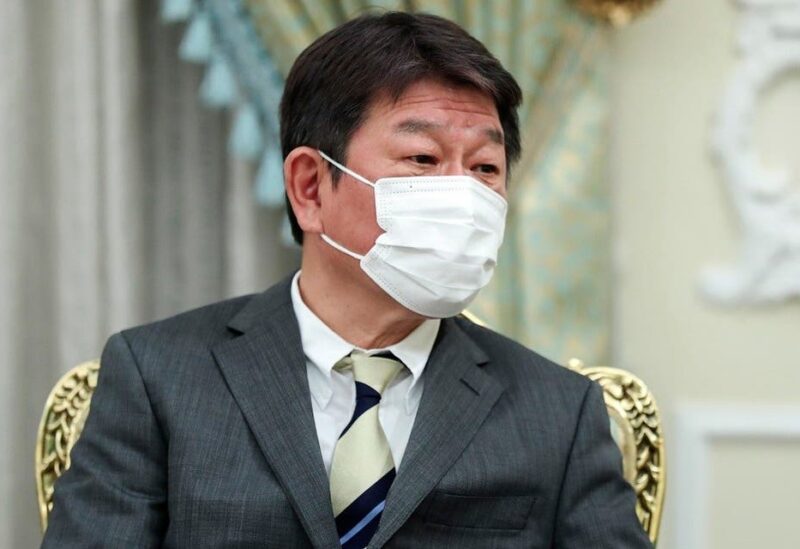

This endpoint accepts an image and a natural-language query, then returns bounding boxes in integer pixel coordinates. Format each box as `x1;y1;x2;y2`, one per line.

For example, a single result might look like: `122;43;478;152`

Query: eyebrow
393;118;504;145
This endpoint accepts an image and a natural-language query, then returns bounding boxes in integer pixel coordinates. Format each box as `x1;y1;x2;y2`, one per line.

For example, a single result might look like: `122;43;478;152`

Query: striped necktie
330;353;404;548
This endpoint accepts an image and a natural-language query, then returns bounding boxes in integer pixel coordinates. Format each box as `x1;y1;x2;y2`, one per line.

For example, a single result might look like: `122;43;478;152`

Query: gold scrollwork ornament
567;359;665;543
573;0;664;26
35;360;100;531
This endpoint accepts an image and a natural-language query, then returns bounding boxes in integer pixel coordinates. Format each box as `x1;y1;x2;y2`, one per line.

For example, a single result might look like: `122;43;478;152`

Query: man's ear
284;147;327;235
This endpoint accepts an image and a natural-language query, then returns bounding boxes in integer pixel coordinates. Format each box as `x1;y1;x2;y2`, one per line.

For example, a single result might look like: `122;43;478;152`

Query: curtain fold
1;1;299;546
242;0;611;363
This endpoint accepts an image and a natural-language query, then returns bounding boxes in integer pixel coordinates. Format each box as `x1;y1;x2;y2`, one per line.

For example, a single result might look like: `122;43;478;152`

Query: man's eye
409;155;436;165
475;164;499;175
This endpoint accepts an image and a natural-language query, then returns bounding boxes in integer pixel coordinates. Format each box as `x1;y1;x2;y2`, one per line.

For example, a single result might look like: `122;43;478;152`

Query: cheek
324;182;382;254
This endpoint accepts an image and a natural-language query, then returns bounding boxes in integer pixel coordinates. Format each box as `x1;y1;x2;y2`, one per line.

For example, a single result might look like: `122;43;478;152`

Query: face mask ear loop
321;233;365;261
318;150;375;188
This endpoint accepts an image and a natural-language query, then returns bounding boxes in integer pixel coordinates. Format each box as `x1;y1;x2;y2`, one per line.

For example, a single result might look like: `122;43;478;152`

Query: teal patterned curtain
161;0;610;365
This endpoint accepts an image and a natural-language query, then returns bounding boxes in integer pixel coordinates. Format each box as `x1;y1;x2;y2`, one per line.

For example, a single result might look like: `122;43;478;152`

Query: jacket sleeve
41;332;168;548
553;381;654;548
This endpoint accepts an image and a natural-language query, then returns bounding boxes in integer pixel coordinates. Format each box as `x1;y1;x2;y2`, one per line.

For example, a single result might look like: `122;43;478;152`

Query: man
43;11;652;548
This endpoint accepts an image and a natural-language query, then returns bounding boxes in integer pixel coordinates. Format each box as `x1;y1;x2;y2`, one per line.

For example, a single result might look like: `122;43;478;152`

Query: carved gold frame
568;358;665;544
34;359;100;531
573;0;664;26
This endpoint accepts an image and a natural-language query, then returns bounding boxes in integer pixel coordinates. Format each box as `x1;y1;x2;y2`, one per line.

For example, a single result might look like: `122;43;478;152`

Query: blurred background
2;0;799;547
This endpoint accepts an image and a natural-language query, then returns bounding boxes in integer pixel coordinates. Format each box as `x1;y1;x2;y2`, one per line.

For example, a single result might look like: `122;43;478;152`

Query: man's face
318;78;507;259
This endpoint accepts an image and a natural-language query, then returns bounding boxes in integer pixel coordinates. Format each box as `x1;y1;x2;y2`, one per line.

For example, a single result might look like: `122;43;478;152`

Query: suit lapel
211;278;340;549
369;318;505;548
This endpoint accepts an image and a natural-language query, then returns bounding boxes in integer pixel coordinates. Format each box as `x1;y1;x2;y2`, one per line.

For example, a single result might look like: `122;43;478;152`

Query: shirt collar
290;271;440;408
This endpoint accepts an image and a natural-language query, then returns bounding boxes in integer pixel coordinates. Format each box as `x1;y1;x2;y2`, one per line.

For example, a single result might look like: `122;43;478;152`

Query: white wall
611;0;800;547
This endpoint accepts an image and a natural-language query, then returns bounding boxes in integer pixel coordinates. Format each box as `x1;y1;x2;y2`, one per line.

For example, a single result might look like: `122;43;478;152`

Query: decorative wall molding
700;0;800;305
671;403;800;549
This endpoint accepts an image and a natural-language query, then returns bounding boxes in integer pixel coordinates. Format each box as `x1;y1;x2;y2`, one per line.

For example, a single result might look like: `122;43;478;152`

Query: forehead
363;79;501;136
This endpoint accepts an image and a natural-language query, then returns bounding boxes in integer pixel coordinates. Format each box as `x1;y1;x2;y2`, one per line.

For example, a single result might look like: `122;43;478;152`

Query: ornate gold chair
566;358;665;544
36;355;665;544
35;359;99;532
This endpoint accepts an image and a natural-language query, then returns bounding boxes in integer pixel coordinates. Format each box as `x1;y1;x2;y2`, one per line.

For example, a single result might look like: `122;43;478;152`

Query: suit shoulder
454;315;592;395
118;293;256;356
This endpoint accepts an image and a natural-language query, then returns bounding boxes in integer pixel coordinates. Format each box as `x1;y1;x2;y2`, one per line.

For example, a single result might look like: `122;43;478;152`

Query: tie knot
336;352;404;395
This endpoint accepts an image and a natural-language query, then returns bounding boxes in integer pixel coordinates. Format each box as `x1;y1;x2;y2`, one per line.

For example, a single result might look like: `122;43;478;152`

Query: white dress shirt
290;271;440;475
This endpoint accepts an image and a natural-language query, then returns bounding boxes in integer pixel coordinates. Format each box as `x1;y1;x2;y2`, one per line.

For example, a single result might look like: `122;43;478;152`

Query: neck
297;253;425;349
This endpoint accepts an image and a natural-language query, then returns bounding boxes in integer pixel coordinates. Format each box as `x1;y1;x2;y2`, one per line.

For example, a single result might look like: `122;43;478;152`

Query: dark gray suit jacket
43;275;652;548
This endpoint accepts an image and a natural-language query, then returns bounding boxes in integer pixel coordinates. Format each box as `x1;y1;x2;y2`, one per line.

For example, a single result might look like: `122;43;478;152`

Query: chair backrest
567;358;665;544
36;355;665;544
35;359;99;531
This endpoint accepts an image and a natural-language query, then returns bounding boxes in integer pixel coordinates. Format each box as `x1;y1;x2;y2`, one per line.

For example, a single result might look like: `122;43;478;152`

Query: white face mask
318;151;508;318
